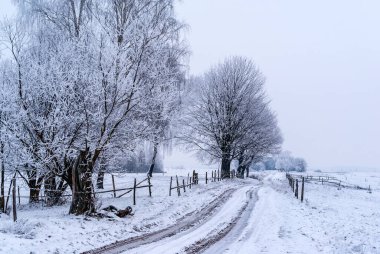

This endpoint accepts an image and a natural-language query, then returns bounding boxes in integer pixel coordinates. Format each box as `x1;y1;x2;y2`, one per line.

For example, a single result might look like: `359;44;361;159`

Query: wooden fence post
189;177;192;189
176;175;181;196
292;178;294;192
295;179;299;198
206;172;208;184
217;170;220;181
111;174;116;198
301;177;305;202
12;178;17;222
133;178;137;205
169;176;173;196
148;177;152;197
182;179;186;193
17;186;20;205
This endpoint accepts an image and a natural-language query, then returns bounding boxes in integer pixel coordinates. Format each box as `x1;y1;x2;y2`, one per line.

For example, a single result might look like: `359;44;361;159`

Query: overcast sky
1;1;379;170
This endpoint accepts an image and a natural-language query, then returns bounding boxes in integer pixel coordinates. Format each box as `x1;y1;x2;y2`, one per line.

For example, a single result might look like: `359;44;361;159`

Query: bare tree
181;56;282;178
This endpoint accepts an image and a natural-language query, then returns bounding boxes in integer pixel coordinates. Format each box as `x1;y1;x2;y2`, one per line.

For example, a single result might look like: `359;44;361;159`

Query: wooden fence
286;173;305;202
169;169;229;197
304;175;371;192
286;173;373;202
1;174;153;221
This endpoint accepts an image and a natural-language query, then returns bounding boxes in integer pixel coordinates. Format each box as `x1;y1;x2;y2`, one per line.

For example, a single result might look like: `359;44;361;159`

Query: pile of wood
101;205;134;218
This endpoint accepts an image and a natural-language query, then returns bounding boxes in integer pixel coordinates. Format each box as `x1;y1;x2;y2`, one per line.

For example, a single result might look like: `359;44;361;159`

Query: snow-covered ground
1;169;379;254
219;171;380;254
0;171;247;254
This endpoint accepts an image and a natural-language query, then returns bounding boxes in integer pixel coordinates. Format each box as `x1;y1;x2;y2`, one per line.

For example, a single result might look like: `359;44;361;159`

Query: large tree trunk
96;157;107;189
96;170;105;189
236;156;245;179
69;150;95;215
29;178;41;203
221;156;231;179
44;173;67;206
147;143;158;178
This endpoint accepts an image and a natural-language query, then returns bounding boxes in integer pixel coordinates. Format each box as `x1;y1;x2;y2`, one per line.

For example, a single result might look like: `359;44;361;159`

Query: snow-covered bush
252;151;307;172
0;218;42;239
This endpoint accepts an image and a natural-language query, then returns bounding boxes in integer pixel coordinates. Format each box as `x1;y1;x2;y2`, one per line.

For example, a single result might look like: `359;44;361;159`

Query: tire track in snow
125;185;258;254
186;186;258;254
81;186;240;254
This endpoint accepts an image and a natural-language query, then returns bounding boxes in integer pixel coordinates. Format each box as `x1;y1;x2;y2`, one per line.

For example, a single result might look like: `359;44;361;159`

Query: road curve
81;186;240;254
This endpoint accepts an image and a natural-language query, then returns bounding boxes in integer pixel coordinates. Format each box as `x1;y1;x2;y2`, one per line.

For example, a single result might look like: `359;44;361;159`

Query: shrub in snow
0;219;42;239
252;151;307;172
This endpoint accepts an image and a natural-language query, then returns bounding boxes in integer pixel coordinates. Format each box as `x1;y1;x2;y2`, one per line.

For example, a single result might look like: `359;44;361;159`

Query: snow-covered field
223;171;380;254
0;169;379;254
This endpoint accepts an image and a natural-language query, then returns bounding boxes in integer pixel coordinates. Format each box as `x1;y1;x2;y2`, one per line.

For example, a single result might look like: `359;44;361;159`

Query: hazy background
1;0;379;170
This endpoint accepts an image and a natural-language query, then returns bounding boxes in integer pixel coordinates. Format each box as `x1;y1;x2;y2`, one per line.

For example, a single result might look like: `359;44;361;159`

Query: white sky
1;1;379;170
172;0;380;170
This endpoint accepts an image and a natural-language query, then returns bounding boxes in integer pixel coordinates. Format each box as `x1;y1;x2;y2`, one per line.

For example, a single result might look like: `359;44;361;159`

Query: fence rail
286;173;373;202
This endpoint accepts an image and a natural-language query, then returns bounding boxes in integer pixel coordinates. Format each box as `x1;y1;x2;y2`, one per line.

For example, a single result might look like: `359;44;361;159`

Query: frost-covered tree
181;57;282;178
1;0;186;214
253;151;307;172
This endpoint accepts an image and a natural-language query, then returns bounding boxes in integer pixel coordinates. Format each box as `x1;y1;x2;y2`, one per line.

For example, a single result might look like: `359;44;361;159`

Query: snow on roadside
226;171;380;254
0;173;253;254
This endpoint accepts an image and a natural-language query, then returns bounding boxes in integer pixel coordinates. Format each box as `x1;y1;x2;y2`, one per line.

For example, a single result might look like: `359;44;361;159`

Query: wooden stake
111;175;116;198
17;186;20;205
206;172;208;184
295;179;299;199
133;178;136;205
182;179;186;193
148;177;152;197
301;177;305;202
169;176;172;196
189;177;192;189
176;175;181;196
12;178;17;222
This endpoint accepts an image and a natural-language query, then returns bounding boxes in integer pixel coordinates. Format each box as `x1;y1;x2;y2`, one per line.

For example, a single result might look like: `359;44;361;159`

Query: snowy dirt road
82;171;380;254
83;184;259;254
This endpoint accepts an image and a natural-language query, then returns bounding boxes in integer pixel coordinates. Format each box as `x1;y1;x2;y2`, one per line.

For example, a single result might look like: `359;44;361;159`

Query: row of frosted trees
0;0;186;214
0;1;282;215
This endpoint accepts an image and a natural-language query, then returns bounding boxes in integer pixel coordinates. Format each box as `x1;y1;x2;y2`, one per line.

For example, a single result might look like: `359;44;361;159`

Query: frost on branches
0;0;186;215
180;57;282;179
